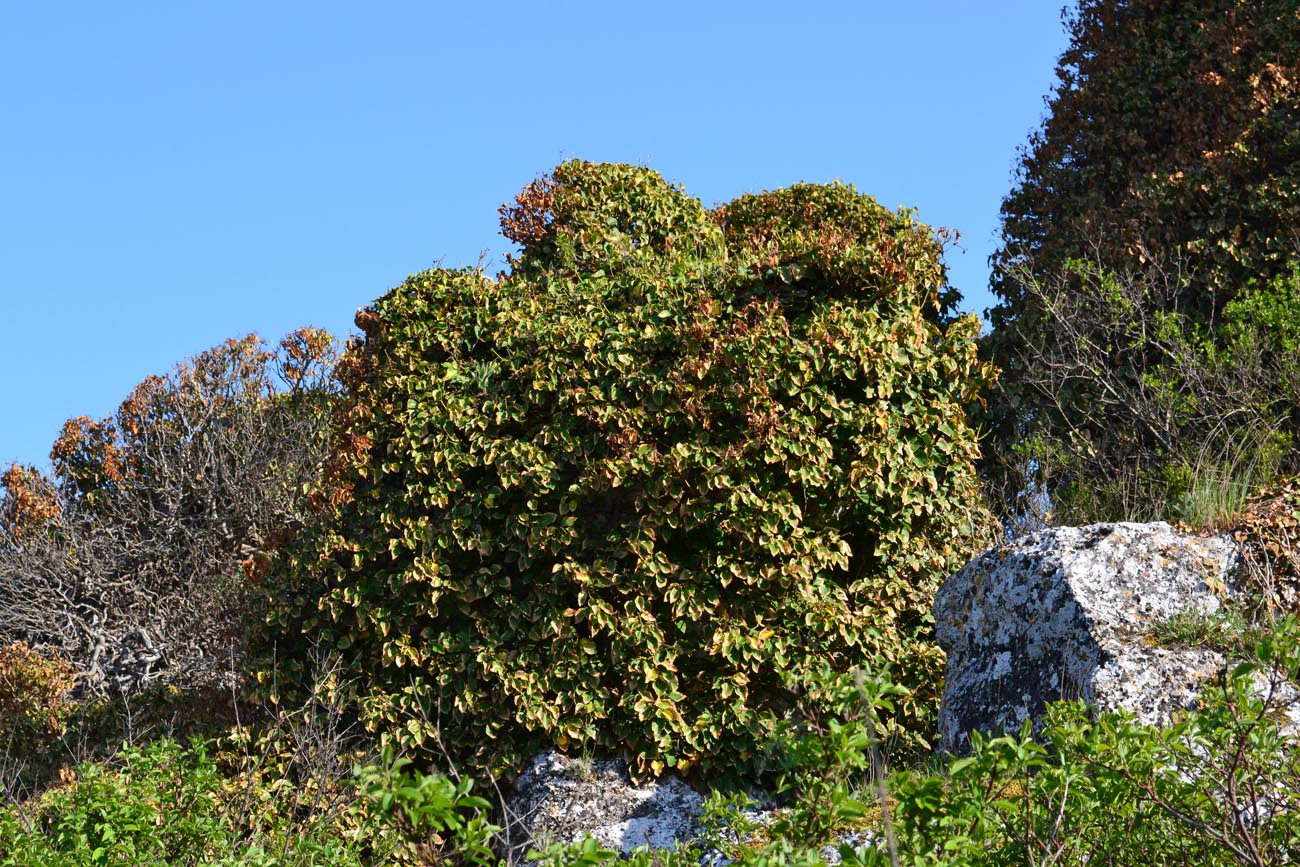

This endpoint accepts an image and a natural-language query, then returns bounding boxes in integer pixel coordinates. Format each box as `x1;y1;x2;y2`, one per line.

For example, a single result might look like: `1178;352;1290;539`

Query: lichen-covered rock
934;522;1239;754
504;751;704;865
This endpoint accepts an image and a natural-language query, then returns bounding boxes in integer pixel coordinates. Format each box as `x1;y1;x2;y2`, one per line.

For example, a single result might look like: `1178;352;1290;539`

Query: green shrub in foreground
0;738;368;867
353;749;500;867
0;735;504;867
533;620;1300;867
268;160;993;778
870;617;1300;866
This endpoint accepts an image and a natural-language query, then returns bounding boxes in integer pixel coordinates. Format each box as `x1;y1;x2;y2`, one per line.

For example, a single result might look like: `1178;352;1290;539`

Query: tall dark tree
983;0;1300;523
994;0;1300;319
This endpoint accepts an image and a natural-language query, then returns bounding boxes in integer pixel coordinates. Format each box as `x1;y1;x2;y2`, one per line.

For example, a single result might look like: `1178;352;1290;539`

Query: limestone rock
502;752;883;866
504;751;704;865
934;522;1239;754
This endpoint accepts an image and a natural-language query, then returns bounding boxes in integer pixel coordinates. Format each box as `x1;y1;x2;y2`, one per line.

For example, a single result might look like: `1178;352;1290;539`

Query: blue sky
1;2;1069;470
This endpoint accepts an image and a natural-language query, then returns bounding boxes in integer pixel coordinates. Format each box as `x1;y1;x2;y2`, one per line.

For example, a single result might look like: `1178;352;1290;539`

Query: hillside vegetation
3;2;1300;863
982;0;1300;526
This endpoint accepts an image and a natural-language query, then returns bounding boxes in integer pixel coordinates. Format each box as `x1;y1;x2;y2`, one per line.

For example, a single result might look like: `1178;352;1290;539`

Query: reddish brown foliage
499;174;557;246
0;641;76;731
0;464;62;540
278;327;339;393
1;329;341;696
1227;476;1300;615
993;0;1300;317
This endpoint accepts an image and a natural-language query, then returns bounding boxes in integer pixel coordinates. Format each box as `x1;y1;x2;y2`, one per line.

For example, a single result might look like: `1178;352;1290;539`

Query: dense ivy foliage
269;161;993;778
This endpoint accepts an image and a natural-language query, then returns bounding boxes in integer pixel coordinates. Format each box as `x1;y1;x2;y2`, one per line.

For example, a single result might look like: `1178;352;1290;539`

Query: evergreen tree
983;0;1300;522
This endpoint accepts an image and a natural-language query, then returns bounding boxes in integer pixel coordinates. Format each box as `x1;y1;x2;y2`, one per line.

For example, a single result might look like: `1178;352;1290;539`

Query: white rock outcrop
934;522;1239;754
502;751;875;866
504;751;704;864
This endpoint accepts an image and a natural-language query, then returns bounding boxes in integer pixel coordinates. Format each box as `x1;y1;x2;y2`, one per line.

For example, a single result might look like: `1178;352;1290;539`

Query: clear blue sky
1;2;1069;471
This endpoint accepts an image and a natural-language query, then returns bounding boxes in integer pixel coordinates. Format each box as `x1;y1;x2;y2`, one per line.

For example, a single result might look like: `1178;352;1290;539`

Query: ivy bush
268;161;993;778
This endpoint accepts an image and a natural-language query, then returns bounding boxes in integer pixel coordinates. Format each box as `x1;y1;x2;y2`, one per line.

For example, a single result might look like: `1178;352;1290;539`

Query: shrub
980;258;1299;526
859;618;1300;867
0;642;76;736
1226;475;1300;616
0;466;60;543
353;749;500;867
0;738;373;867
0;642;77;799
270;161;993;779
0;329;339;697
983;1;1300;527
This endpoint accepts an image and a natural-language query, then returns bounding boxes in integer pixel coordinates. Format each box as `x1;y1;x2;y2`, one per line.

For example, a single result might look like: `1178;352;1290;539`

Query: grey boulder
501;753;875;865
934;522;1238;754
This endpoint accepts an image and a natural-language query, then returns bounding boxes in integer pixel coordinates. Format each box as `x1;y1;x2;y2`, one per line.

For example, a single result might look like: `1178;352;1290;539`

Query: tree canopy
982;0;1300;522
992;0;1300;323
0;330;338;695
